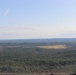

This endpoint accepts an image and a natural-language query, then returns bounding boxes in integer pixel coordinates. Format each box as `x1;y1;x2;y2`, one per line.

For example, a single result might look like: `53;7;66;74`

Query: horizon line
0;38;76;40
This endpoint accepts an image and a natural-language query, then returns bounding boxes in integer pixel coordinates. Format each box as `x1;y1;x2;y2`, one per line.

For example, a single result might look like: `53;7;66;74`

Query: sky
0;0;76;39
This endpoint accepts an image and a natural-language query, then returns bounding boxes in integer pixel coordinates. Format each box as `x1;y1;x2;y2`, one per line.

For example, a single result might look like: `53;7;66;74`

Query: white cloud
0;26;41;39
0;25;76;39
3;9;9;16
0;13;2;16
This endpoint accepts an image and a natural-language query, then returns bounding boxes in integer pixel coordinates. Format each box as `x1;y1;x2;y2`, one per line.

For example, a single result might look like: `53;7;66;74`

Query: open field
38;45;67;49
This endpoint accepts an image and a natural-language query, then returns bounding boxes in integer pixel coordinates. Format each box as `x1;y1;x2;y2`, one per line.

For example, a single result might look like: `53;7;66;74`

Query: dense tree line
0;42;76;72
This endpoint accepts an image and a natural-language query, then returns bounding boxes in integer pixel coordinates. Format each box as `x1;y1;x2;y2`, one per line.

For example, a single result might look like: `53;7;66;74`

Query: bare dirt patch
37;45;67;49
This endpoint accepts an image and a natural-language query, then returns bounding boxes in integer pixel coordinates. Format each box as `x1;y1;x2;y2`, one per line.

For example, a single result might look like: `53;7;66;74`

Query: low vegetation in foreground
0;40;76;73
0;73;76;75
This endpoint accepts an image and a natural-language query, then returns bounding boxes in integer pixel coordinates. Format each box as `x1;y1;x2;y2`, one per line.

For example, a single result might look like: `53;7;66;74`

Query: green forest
0;42;76;73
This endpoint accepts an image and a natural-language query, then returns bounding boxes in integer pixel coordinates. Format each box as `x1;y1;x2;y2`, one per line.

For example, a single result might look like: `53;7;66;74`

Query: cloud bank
0;25;76;39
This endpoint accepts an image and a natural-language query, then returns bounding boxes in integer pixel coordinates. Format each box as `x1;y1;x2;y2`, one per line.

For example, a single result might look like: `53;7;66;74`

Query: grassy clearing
38;45;67;49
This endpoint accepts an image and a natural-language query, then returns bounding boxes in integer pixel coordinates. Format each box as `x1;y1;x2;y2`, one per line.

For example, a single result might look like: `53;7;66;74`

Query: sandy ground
38;45;67;49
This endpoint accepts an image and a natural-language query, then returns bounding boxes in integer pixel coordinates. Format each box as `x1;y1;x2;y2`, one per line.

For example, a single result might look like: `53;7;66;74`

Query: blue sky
0;0;76;39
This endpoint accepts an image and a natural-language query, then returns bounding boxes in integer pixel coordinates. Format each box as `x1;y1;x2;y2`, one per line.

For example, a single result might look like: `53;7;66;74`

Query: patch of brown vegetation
37;45;67;49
